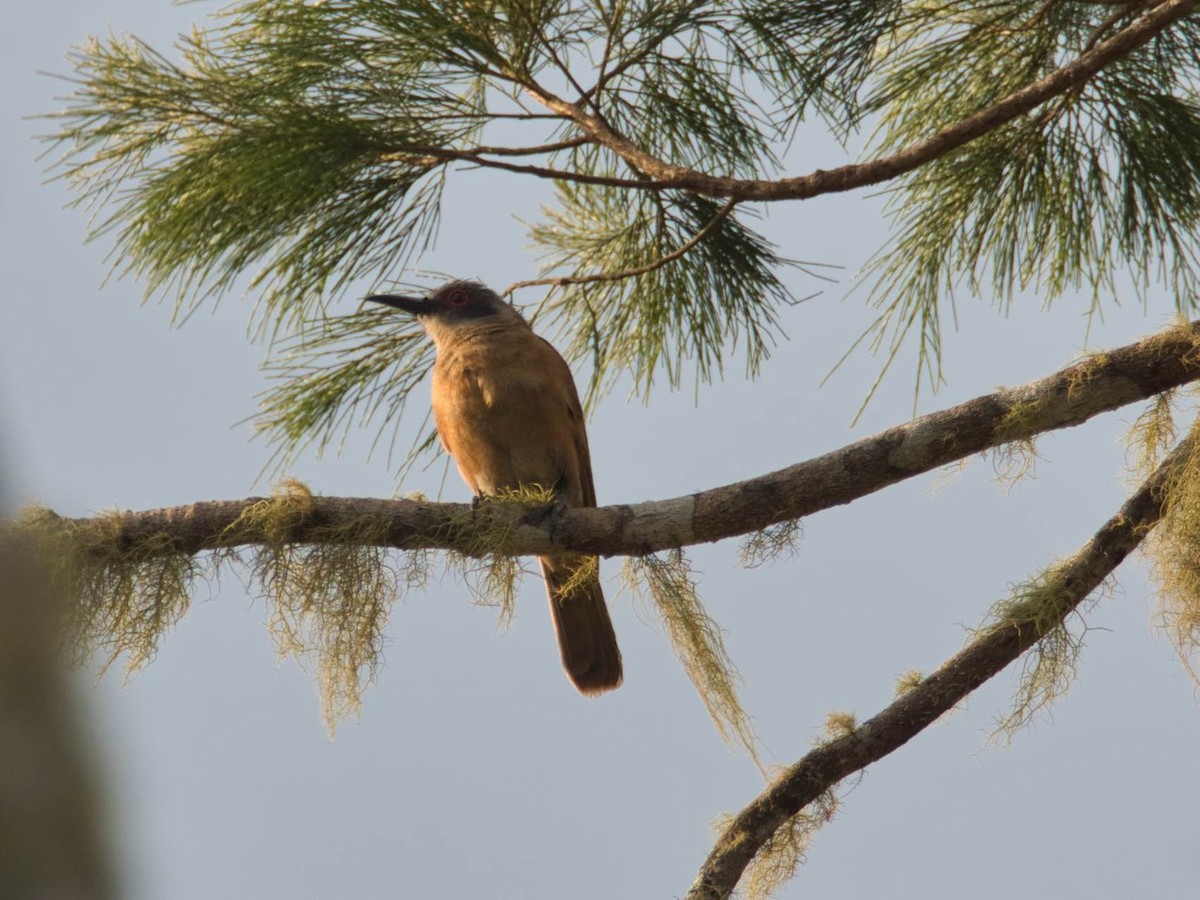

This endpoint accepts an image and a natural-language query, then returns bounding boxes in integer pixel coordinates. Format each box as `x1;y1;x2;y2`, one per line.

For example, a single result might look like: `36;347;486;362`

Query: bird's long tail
538;554;622;695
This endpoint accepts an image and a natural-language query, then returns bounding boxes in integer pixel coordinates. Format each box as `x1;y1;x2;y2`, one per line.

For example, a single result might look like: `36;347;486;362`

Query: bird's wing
536;335;597;509
565;388;597;508
431;401;455;458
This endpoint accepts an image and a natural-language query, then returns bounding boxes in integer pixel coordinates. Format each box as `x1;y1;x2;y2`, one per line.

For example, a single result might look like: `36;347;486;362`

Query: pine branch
581;0;713;105
682;424;1191;900
454;136;592;156
49;0;1200;402
503;199;737;293
525;188;793;403
381;145;656;189
35;320;1200;559
523;0;1198;200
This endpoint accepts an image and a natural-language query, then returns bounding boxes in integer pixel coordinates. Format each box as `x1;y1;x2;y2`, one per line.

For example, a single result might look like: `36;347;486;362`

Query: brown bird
367;280;622;695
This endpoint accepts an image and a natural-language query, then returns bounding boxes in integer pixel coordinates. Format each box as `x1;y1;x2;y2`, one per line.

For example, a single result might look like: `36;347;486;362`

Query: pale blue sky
4;4;1199;898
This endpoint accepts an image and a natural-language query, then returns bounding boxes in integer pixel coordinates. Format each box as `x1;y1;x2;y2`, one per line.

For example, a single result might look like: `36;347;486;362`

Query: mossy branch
15;483;432;733
20;320;1200;744
683;430;1195;900
27;319;1200;563
715;784;840;900
984;572;1113;740
1143;418;1200;680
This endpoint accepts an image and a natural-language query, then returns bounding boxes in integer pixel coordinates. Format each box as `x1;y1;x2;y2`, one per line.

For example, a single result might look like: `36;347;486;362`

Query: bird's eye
447;289;468;307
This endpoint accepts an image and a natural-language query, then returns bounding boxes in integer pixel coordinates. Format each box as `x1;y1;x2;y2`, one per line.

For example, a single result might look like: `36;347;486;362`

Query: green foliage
730;0;904;138
47;0;1200;448
254;304;435;474
585;3;776;178
52;14;465;333
530;187;795;402
862;0;1200;393
624;550;759;761
47;0;825;462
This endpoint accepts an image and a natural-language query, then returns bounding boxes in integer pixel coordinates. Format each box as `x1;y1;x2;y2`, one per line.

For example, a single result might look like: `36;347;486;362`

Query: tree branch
41;321;1200;559
682;423;1193;900
454;137;592;157
524;0;1197;201
380;144;654;190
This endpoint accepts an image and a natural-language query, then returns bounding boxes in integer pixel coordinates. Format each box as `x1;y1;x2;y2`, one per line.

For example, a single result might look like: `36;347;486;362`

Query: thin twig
526;12;593;108
580;0;712;103
587;1;622;115
378;146;657;190
502;199;738;295
455;136;591;157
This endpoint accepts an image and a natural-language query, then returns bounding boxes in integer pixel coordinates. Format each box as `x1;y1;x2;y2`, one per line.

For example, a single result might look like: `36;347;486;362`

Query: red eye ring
447;289;468;307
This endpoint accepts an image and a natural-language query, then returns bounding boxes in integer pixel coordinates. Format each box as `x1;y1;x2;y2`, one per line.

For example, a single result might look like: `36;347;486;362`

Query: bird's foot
544;493;570;542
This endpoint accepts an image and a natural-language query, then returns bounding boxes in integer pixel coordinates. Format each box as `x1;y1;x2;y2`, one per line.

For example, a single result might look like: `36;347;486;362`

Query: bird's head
365;280;516;333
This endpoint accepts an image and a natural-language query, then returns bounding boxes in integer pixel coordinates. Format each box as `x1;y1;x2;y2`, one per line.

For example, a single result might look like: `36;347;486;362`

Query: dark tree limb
40;321;1200;560
681;427;1193;900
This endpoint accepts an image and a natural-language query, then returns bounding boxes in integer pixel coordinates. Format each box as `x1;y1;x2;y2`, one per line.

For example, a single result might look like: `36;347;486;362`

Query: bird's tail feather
539;554;622;695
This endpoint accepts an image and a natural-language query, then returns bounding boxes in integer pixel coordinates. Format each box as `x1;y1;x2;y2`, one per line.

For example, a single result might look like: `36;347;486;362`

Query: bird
366;280;623;695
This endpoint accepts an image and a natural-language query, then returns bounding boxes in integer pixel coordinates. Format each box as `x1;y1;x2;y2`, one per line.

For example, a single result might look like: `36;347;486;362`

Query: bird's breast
430;333;576;494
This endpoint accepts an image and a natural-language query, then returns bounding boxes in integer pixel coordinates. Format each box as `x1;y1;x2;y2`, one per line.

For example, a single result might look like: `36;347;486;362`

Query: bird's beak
365;294;430;315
